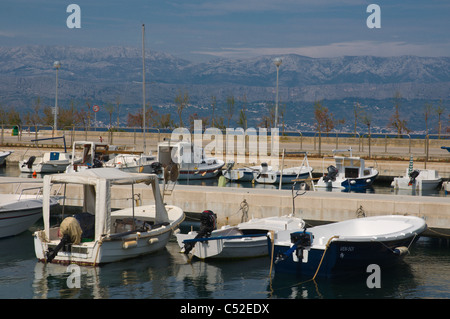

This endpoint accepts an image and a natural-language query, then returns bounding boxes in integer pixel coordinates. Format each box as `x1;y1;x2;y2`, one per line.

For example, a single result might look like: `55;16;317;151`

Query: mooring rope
268;235;339;296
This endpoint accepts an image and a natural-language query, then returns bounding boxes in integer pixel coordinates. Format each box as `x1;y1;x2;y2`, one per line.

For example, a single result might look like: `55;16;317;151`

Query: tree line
314;92;449;138
2;90;448;137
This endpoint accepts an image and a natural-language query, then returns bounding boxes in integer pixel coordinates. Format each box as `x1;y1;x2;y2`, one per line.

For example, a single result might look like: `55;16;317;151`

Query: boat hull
271;236;418;278
19;161;70;173
255;171;311;184
270;215;426;278
316;172;378;189
0;195;58;239
34;204;184;266
0;208;42;238
177;163;224;180
222;169;254;182
177;232;268;259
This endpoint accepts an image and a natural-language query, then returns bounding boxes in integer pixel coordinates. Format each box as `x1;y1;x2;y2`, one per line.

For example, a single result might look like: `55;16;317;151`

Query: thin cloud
193;41;450;59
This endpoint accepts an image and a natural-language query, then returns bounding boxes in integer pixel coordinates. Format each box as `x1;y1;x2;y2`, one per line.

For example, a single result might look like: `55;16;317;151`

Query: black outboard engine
323;165;338;182
290;230;313;260
22;156;36;169
92;158;103;168
408;170;420;186
150;162;163;175
183;210;217;254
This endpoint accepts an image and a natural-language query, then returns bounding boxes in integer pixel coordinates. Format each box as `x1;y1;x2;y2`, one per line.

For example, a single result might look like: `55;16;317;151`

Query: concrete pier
2;177;447;239
165;184;450;238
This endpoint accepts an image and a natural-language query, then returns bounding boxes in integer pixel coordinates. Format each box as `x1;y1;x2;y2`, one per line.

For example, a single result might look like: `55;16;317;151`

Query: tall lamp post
273;57;282;129
53;61;61;133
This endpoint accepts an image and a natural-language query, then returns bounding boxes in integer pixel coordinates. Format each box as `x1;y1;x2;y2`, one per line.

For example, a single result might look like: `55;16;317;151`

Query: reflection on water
24;237;450;299
31;240;272;299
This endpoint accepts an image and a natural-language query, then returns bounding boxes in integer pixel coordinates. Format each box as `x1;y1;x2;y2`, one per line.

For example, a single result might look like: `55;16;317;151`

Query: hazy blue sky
1;0;449;61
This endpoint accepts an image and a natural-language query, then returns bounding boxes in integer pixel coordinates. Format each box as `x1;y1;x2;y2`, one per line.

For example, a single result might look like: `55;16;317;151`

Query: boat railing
16;186;44;201
16;183;64;201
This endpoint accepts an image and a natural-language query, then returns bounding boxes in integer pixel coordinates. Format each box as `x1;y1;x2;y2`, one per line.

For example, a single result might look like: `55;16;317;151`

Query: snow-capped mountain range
1;45;449;109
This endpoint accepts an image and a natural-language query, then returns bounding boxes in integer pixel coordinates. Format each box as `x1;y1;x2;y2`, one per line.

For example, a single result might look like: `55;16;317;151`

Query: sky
1;0;450;62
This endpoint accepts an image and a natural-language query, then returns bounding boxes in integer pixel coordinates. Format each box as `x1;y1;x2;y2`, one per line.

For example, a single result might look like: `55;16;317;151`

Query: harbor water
1;165;450;300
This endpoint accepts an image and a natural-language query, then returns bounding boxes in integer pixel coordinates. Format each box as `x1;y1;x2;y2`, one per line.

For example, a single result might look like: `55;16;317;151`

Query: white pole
53;61;61;133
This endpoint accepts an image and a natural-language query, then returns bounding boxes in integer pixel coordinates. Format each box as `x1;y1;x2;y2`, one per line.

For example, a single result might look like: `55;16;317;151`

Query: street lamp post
53;61;61;133
273;57;282;129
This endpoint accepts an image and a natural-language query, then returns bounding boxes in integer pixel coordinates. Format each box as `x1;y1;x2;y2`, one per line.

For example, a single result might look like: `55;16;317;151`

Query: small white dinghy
33;168;184;266
271;215;427;278
176;211;305;260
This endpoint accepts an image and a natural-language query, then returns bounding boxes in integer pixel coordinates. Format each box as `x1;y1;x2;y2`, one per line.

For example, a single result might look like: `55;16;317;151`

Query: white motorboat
391;157;442;191
271;215;427;278
221;161;254;182
19;136;78;174
253;163;313;184
0;186;59;239
104;153;163;175
176;211;305;260
316;147;378;189
158;140;224;180
33;168;185;266
391;169;442;191
0;151;13;166
20;151;79;174
65;141;119;173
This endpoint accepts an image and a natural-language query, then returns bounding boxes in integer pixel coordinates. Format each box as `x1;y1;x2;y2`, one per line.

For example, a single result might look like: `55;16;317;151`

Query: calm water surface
1;231;450;299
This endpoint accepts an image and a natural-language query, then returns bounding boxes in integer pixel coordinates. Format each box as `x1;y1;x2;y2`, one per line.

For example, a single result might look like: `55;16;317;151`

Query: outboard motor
150;162;163;175
22;156;36;169
92;158;103;168
183;210;217;254
275;230;313;264
408;170;420;186
46;216;83;262
290;231;313;260
323;165;338;182
225;161;235;172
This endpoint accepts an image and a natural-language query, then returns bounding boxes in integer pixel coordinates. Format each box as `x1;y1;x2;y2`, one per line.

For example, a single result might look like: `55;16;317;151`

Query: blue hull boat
270;215;426;278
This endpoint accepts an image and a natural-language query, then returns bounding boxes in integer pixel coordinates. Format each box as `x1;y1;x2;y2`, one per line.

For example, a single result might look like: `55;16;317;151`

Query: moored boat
316;147;378;190
158;140;224;180
0;185;59;239
221;161;254;182
270;215;426;278
176;211;305;260
0;151;13;166
391;157;442;191
33;168;184;266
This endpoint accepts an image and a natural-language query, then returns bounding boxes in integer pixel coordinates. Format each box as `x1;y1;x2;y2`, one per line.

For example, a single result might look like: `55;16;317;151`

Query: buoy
393;246;409;256
32;171;37;178
122;240;138;249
